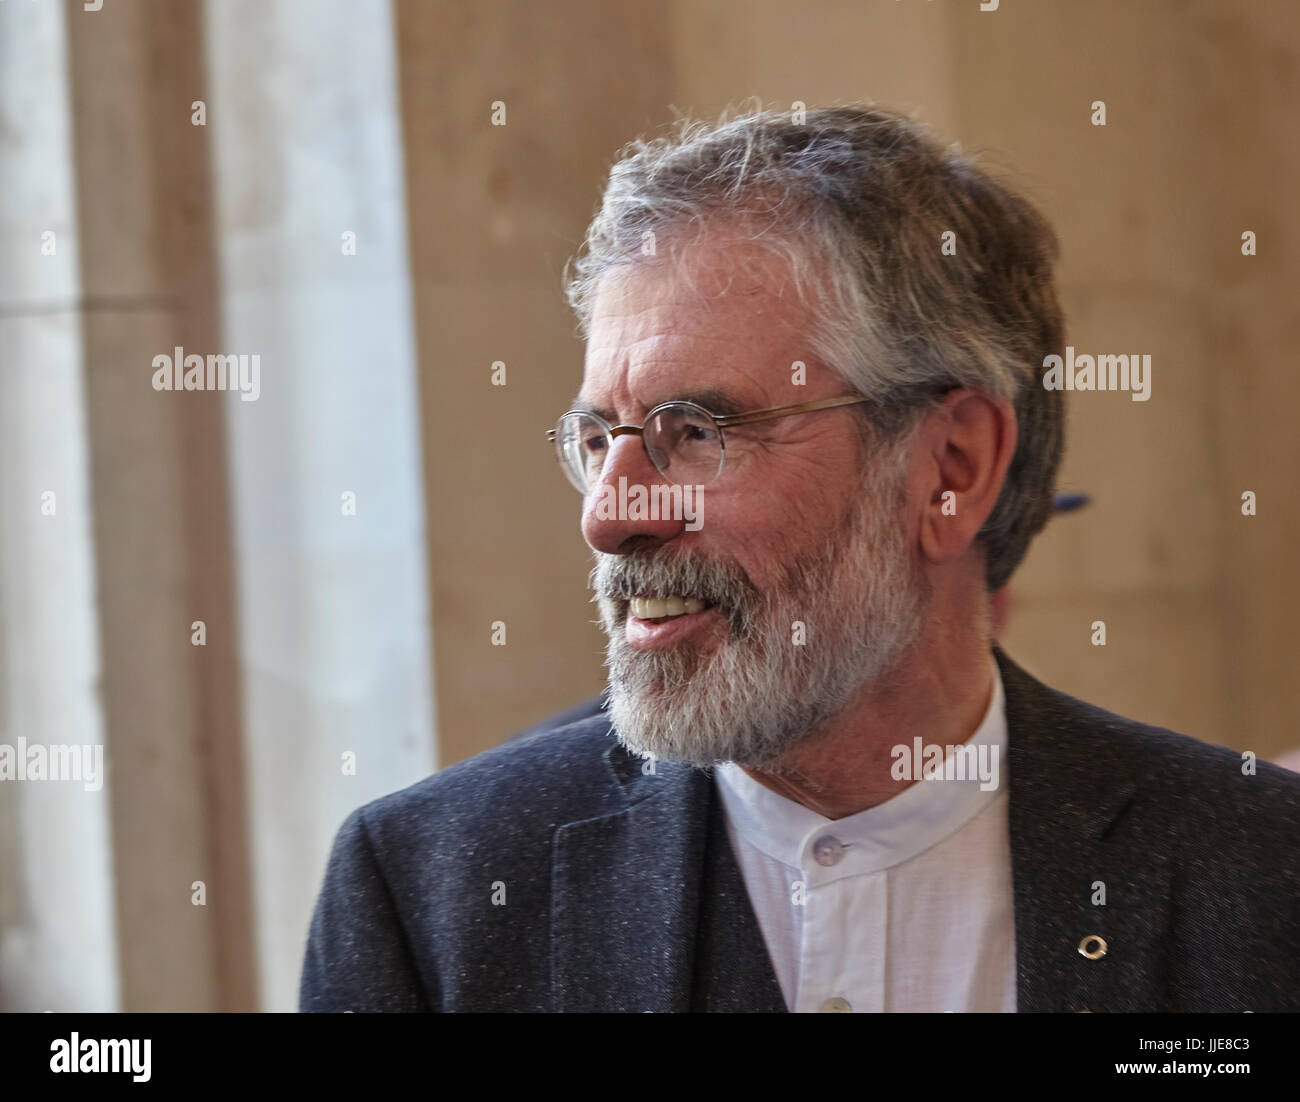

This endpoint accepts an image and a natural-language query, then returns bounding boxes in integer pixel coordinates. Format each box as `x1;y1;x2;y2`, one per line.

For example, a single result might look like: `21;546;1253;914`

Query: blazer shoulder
345;712;624;863
1000;650;1300;861
1047;675;1299;817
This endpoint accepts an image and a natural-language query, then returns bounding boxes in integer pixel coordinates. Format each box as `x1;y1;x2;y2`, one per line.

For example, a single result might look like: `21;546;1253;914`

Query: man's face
579;239;931;768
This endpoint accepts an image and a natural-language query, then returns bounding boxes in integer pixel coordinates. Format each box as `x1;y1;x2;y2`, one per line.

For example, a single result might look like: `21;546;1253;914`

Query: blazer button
1078;934;1108;960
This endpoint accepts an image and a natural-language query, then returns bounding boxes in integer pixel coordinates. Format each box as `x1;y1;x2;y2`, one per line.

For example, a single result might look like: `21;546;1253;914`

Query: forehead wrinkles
584;248;815;390
592;256;808;335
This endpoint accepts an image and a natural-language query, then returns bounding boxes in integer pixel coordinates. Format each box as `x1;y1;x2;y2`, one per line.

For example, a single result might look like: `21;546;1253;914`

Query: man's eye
677;424;719;446
584;436;608;453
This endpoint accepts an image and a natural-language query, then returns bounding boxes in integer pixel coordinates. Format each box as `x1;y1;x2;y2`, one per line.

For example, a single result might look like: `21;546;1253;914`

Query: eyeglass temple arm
545;395;871;440
714;394;872;428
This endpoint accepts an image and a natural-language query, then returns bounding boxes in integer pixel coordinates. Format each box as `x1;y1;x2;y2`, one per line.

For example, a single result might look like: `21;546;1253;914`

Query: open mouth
628;595;711;622
622;594;723;650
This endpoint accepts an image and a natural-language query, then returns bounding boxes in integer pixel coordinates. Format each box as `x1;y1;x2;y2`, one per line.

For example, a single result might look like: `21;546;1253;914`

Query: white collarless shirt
713;661;1016;1013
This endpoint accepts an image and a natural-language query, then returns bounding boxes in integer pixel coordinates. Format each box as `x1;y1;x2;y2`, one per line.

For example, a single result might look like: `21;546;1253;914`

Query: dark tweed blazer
300;648;1300;1012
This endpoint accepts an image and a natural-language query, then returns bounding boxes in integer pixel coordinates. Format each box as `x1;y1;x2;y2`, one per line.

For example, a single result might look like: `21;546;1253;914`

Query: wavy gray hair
564;103;1065;591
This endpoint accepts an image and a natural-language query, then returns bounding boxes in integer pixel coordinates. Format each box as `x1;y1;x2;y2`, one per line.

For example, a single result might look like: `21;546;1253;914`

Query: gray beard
592;472;931;770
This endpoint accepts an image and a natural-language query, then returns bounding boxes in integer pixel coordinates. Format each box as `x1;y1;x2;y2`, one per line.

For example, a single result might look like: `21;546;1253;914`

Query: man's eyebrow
569;395;613;421
569;388;751;422
672;389;748;417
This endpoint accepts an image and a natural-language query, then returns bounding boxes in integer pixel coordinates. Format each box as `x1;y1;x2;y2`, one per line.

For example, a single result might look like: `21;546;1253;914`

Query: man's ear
915;389;1017;569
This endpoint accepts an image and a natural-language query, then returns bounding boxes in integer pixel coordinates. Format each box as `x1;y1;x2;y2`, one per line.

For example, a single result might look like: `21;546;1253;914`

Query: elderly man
300;105;1300;1013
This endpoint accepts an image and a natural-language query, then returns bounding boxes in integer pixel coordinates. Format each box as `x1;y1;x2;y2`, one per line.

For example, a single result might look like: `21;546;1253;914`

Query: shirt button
812;835;844;866
819;997;853;1013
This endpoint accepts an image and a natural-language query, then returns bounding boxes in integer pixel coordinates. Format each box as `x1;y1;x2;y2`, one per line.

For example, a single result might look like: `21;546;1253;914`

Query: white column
0;0;118;1012
202;0;437;1010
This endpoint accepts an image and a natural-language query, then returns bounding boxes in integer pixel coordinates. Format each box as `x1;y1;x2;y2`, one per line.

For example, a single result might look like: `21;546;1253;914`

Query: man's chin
604;635;914;770
605;677;810;770
607;683;731;767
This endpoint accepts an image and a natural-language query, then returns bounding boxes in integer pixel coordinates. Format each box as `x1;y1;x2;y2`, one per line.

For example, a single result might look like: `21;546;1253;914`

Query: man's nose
581;434;688;554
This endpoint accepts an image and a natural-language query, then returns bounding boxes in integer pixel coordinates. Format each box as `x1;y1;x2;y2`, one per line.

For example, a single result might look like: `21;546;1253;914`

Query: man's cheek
683;485;704;531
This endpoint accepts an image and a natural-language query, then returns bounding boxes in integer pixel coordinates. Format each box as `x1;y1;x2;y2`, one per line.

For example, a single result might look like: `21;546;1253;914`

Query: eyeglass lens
555;404;724;492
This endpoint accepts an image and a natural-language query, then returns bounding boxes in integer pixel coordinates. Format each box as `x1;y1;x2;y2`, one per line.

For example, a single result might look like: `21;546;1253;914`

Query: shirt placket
795;848;888;1012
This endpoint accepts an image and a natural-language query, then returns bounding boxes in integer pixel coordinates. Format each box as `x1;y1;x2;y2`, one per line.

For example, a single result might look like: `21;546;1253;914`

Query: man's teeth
630;596;708;619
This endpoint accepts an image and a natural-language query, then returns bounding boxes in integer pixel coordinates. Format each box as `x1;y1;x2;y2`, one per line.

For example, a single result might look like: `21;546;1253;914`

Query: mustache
590;548;760;634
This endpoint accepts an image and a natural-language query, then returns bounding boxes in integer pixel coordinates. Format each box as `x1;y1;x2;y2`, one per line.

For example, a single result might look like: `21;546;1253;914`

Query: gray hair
564;103;1065;591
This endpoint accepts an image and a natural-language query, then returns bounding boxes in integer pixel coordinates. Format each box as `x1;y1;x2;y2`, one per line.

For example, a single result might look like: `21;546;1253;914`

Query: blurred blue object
1052;492;1090;513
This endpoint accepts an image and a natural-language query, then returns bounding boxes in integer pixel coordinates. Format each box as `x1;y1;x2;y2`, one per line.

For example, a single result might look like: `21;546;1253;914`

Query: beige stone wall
397;0;1300;762
63;0;254;1011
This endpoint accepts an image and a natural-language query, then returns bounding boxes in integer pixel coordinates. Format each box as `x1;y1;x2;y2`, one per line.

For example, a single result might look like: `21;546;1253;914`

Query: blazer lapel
690;775;788;1012
998;648;1174;1011
550;742;712;1012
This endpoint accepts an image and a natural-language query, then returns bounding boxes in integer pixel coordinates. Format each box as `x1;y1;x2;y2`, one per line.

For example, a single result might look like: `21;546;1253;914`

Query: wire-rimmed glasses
546;394;874;494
